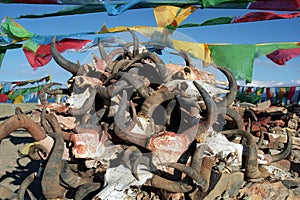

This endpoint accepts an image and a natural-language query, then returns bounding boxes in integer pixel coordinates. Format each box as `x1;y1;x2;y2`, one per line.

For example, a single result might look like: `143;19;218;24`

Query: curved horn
41;102;53;134
124;51;169;83
171;50;194;68
45;113;74;141
182;81;217;142
215;65;237;108
0;114;46;141
122;145;143;180
161;144;207;188
269;130;293;163
225;107;244;130
256;126;264;148
221;129;269;179
51;36;79;75
60;160;93;189
109;72;150;99
140;89;175;117
39;82;62;104
41;133;65;199
127;28;139;57
114;90;149;148
17;172;36;199
145;174;193;193
97;37;108;61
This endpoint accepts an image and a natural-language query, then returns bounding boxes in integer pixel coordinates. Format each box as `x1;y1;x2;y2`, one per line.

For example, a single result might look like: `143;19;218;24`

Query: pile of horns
0;30;292;200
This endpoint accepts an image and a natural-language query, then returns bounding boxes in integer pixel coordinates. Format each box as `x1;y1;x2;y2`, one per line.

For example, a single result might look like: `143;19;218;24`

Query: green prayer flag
208;44;256;82
201;0;254;7
1;17;34;40
22;40;39;52
177;17;234;28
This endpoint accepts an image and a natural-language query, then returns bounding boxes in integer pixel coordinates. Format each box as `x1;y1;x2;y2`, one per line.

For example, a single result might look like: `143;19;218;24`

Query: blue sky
0;4;299;87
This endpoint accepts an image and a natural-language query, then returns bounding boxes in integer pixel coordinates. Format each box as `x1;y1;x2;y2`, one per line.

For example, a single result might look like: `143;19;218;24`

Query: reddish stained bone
36;103;69;114
149;131;191;164
0;114;46;141
71;133;100;159
56;115;76;130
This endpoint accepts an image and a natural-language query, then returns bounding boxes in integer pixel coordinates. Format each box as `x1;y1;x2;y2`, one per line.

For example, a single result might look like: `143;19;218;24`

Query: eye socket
183;67;191;76
178;82;188;90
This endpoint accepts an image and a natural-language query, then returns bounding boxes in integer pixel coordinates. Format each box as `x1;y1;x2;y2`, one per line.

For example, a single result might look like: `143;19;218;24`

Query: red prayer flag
23;38;92;69
249;0;300;11
287;86;296;100
266;87;271;99
266;48;300;65
233;11;300;23
0;94;8;103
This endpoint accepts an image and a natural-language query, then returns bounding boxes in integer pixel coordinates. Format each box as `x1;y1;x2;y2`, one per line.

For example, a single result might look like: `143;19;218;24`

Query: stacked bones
0;30;294;200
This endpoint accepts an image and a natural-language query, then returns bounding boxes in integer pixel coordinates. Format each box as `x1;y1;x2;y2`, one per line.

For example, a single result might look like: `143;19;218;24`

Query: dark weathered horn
221;129;269;179
269;130;293;163
215;65;237;108
182;81;217;142
257;126;264;148
214;106;243;132
41;102;53;134
51;36;80;75
124;51;169;83
97;37;108;61
245;108;258;122
0;114;46;141
41;133;65;199
98;79;129;100
111;59;131;74
165;99;176;125
122;145;143;180
114;90;149;148
60;160;93;189
112;72;150;99
199;156;214;192
140;89;175;117
88;108;107;125
39;82;62;104
161;144;207;188
127;28;139;57
75;182;101;200
225;107;244;130
145;174;193;193
106;47;126;65
17;172;36;199
171;50;194;68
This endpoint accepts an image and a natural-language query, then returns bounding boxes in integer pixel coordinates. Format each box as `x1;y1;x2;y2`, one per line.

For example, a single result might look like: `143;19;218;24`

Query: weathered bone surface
0;32;299;200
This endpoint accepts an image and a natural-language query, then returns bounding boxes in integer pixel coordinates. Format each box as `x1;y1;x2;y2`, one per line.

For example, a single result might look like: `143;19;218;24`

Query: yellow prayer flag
154;5;198;28
171;39;213;65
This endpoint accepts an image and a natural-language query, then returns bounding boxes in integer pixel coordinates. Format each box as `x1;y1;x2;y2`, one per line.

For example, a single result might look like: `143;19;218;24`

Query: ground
0;103;42;198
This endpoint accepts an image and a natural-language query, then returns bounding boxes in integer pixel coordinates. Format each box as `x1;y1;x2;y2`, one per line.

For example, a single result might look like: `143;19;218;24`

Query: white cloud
238;79;300;87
